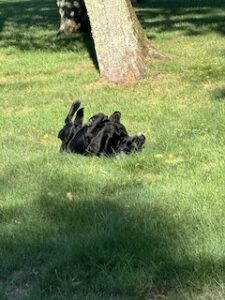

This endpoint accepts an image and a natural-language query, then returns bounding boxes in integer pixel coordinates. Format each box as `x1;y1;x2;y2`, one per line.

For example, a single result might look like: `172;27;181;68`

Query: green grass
1;0;225;299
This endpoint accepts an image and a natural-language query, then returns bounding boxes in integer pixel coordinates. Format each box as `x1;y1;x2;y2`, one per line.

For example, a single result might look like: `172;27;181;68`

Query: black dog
58;101;145;156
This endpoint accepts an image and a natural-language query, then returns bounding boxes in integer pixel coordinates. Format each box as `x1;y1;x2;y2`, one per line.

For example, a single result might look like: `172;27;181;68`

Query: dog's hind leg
65;101;81;124
74;108;84;130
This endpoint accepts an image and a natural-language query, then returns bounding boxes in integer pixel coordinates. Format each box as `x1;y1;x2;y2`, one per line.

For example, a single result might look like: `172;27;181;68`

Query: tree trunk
83;0;164;84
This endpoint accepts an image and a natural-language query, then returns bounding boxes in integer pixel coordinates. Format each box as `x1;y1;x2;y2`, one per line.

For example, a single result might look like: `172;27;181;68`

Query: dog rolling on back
58;101;145;156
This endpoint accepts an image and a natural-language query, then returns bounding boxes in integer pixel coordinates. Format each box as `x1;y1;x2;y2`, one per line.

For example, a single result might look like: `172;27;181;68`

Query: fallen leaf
66;192;74;201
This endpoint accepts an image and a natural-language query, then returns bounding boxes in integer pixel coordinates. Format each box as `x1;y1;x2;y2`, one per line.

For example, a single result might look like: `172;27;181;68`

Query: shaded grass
136;0;225;36
1;0;225;299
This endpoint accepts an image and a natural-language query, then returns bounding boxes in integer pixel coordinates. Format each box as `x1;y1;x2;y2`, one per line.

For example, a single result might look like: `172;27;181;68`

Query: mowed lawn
0;0;225;299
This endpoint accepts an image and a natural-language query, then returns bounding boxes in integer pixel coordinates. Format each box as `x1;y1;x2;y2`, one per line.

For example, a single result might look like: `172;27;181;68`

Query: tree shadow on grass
1;0;225;52
135;0;225;36
1;172;225;299
0;0;58;50
0;0;98;66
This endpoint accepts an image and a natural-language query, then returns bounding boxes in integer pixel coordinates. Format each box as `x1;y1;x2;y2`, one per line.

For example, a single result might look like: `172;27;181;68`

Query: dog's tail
65;101;81;124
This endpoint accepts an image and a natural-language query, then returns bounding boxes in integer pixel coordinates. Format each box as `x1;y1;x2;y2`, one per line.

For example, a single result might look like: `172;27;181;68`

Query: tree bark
83;0;164;84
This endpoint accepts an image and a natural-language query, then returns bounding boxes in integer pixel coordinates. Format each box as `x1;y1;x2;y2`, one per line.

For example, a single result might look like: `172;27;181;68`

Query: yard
0;0;225;299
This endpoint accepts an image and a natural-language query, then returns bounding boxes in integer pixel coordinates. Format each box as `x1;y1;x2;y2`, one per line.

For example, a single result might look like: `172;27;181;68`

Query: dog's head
118;133;145;154
132;133;146;151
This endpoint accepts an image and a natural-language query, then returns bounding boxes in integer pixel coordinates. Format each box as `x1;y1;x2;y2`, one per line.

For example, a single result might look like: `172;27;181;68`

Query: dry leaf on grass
66;192;74;201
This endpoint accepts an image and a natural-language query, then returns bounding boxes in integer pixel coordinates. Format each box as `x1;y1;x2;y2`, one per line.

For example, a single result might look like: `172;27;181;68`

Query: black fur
58;101;145;156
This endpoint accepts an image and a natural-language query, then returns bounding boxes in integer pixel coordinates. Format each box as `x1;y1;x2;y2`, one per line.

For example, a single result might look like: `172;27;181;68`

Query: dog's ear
65;101;81;124
109;111;121;123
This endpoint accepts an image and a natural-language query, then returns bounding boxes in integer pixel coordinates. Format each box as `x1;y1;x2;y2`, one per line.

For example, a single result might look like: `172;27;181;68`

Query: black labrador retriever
58;101;145;156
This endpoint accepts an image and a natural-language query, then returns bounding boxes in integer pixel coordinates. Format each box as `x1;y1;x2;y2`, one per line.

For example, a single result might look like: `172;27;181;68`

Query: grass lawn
0;0;225;299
